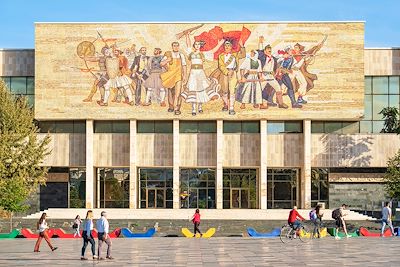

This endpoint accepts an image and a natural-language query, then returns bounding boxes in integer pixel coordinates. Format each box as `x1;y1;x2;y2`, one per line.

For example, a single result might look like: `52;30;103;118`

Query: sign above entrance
35;22;364;120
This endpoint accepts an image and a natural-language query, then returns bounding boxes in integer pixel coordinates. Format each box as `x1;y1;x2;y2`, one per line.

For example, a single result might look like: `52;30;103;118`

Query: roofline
365;47;400;50
34;20;366;24
0;48;34;51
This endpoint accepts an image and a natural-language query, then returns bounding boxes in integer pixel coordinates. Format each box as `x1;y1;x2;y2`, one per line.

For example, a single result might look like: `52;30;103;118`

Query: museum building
0;22;399;218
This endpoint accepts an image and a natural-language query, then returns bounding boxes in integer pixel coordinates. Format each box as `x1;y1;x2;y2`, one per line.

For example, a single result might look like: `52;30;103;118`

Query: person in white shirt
81;210;97;260
34;213;57;252
381;202;395;236
96;211;113;260
73;215;82;237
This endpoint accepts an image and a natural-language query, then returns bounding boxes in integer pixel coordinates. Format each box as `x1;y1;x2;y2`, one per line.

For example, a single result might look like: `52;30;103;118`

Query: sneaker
93;255;98;260
52;247;58;251
34;250;40;253
346;235;351;238
81;257;88;260
106;256;114;260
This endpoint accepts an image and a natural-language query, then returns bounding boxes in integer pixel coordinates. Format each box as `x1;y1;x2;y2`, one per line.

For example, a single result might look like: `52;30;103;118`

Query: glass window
364;94;373;120
73;121;86;133
372;95;388;120
267;122;284;133
324;122;343;133
97;168;130;208
10;77;27;94
359;121;372;133
112;121;129;133
267;168;298;209
389;95;400;108
342;122;359;134
69;168;86;208
311;122;324;133
389;76;399;95
285;121;303;133
365;76;372;94
372;77;388;94
180;121;198;133
372;76;389;95
223;121;242;133
26;95;34;107
180;169;216;209
139;168;173;209
94;121;112;133
137;121;154;133
311;168;329;208
56;121;74;133
27;77;34;94
38;121;56;133
223;169;258;209
198;121;217;133
373;120;385;133
154;121;173;133
1;77;11;88
242;121;260;133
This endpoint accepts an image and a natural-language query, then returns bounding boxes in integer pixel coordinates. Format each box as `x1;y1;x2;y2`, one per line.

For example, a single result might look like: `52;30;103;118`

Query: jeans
312;218;322;237
291;220;302;230
81;231;96;257
381;219;394;235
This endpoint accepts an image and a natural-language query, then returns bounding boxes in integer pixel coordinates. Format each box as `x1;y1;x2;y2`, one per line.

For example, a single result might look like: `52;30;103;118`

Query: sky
0;0;399;48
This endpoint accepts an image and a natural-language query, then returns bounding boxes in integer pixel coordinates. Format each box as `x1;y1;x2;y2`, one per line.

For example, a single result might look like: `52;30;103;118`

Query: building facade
1;23;400;216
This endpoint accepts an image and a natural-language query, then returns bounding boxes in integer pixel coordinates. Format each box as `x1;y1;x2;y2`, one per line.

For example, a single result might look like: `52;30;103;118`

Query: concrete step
24;209;376;221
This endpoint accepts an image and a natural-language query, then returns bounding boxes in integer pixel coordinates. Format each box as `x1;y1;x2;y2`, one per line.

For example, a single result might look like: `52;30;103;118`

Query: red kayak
359;227;392;237
21;228;56;238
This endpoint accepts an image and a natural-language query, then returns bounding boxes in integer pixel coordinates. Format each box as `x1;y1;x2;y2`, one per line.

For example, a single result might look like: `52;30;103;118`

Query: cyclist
288;206;305;235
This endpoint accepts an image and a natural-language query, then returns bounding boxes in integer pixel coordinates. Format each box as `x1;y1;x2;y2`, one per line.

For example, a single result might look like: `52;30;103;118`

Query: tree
384;149;400;200
0;79;51;231
379;107;400;133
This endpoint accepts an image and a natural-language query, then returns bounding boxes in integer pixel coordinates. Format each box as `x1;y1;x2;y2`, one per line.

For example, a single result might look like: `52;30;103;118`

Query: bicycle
280;221;313;244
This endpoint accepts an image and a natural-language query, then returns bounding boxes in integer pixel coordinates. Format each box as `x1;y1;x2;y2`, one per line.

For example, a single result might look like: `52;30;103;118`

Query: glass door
146;189;165;208
147;189;156;208
231;189;249;208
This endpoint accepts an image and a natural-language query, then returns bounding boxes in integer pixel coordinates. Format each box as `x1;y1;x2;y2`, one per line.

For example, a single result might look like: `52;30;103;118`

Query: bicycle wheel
299;224;312;243
280;225;294;244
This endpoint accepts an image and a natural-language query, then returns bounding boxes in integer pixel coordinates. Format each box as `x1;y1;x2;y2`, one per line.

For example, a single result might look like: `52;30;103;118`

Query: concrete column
216;120;223;209
129;120;137;209
301;120;312;209
173;119;180;209
85;120;94;209
260;120;267;209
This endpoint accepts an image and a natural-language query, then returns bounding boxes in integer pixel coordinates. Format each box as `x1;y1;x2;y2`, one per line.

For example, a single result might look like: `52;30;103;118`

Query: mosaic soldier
276;47;302;108
97;50;119;106
82;46;111;103
235;50;267;109
181;34;221;115
257;36;288;109
130;47;149;105
160;42;187;115
210;40;246;115
115;49;134;105
143;48;166;106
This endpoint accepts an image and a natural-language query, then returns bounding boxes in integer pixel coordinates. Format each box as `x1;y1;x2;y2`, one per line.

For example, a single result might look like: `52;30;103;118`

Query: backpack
332;208;341;219
309;209;317;221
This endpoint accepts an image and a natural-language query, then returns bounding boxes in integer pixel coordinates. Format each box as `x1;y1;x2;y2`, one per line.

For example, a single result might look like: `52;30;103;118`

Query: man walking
96;211;113;260
332;204;350;240
381;202;395;237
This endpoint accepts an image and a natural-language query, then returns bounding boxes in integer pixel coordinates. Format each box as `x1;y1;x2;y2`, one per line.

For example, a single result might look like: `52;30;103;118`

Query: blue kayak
247;227;281;238
121;227;156;238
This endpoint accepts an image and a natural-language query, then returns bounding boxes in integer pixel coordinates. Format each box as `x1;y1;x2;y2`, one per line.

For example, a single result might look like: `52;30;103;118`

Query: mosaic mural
35;22;364;119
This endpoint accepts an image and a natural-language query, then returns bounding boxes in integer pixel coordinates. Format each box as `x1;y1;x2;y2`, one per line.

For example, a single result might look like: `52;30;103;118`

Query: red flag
194;26;251;59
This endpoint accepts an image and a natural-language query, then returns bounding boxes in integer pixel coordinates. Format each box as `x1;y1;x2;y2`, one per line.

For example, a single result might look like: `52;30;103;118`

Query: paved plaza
0;237;400;266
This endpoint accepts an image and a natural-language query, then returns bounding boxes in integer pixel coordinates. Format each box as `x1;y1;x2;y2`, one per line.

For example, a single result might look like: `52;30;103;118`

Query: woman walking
311;204;324;238
34;213;57;252
192;209;202;237
73;215;82;238
81;210;97;260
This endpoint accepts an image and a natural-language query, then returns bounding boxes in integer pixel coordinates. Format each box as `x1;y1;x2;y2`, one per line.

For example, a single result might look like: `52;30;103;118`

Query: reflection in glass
267;168;298;209
139;168;173;209
97;168;129;208
69;168;86;208
223;169;258;209
180;169;216;209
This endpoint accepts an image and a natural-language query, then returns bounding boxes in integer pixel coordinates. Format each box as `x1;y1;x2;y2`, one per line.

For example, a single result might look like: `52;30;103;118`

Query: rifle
175;24;205;40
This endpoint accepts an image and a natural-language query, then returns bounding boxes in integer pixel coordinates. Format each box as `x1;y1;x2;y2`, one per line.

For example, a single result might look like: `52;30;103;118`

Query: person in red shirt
288;206;305;230
192;209;202;237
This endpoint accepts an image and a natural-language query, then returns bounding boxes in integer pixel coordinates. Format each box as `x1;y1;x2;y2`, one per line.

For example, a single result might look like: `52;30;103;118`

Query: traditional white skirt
181;69;220;103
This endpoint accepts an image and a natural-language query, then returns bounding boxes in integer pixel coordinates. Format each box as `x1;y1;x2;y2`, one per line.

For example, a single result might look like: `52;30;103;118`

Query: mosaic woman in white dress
181;34;223;115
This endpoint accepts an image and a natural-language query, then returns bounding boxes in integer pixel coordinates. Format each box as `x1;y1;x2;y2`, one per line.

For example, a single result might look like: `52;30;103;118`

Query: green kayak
0;229;20;239
327;227;359;237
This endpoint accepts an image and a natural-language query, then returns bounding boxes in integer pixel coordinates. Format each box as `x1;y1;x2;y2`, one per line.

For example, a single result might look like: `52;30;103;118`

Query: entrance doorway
231;188;250;208
146;189;166;208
